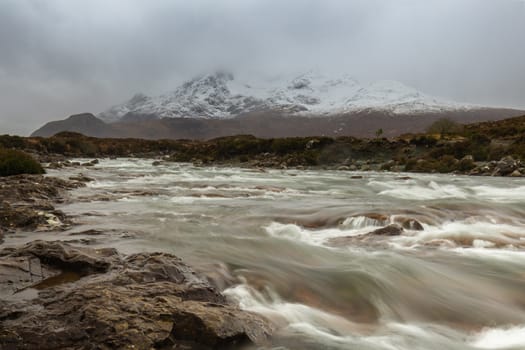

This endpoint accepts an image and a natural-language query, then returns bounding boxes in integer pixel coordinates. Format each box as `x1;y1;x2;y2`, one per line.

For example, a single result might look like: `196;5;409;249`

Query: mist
1;0;524;135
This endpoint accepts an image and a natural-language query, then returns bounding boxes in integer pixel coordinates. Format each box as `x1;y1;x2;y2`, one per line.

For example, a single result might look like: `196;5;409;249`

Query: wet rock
81;159;99;167
0;175;78;234
394;217;424;231
362;213;389;222
350;175;363;179
254;185;286;193
68;229;105;236
492;156;518;176
369;224;404;236
0;202;68;232
510;169;523;177
0;241;273;349
152;160;163;166
380;160;397;171
0;202;44;230
461;155;474;162
0;175;83;203
46;161;63;169
326;224;404;247
68;174;94;182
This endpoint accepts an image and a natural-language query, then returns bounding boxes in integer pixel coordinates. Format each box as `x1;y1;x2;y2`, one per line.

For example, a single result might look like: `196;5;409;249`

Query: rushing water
8;159;525;349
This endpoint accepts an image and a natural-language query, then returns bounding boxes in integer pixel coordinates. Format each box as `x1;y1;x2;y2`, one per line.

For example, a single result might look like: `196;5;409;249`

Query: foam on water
265;222;372;246
451;248;525;263
369;180;470;200
225;283;484;350
471;325;525;349
341;216;385;229
471;185;525;203
393;219;525;249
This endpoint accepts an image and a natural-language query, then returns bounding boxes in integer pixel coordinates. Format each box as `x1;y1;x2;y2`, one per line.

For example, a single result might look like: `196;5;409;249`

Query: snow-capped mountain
99;71;474;122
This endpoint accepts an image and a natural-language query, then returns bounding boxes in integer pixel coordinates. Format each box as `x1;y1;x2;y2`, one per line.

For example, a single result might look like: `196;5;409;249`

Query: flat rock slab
0;240;272;349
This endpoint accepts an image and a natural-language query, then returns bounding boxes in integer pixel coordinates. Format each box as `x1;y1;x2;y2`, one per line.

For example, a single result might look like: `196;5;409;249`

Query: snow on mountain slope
98;71;475;122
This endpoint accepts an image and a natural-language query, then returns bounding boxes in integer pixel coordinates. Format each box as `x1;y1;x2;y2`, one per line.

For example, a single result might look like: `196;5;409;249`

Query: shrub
410;135;437;147
0;149;45;177
0;135;27;149
457;157;476;172
426;118;463;136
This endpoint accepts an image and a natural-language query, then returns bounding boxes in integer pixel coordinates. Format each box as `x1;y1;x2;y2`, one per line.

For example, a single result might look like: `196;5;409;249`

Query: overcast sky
1;0;524;135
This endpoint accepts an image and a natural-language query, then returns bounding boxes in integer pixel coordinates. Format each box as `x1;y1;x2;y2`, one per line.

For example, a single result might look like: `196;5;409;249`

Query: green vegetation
426;118;463;136
0;149;45;177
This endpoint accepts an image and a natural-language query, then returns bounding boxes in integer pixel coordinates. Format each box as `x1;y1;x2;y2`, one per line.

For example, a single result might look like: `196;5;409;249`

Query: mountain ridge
98;71;479;122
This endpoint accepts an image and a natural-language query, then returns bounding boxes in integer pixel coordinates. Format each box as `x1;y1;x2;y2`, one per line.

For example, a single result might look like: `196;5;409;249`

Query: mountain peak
98;72;476;122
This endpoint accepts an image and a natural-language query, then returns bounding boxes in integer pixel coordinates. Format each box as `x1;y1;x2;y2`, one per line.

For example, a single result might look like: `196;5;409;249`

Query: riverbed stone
492;156;518;176
510;169;522;177
326;224;404;247
0;240;273;349
394;217;424;231
69;173;94;182
369;224;404;236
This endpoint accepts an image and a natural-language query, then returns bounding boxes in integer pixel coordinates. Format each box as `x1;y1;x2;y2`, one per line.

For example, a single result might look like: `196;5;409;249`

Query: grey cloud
0;0;524;135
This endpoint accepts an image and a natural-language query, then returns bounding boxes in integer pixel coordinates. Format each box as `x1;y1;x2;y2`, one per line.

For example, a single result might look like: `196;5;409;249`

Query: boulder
461;155;474;162
326;224;404;247
0;241;273;349
510;170;523;177
369;224;404;236
493;156;518;176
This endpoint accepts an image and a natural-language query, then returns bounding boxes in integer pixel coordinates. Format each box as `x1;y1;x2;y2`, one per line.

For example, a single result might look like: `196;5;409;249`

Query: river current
8;159;525;349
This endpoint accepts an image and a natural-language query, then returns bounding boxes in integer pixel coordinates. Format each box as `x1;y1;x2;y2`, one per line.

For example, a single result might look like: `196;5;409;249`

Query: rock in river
0;240;273;349
326;224;405;247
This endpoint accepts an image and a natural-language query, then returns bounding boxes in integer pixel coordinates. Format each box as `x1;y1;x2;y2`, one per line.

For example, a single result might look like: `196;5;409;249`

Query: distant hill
31;113;115;138
31;108;525;139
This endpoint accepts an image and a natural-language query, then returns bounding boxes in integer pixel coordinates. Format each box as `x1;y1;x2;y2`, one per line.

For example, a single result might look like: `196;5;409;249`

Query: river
8;158;525;349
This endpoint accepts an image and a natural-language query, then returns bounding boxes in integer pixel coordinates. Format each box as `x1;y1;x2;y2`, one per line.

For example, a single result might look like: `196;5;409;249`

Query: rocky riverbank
4;114;525;177
0;175;273;349
0;175;85;243
0;241;272;349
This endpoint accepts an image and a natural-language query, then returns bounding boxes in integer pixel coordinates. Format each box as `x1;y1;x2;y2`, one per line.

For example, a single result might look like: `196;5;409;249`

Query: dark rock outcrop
327;224;405;247
0;175;85;234
493;156;520;176
0;241;273;349
369;224;404;236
